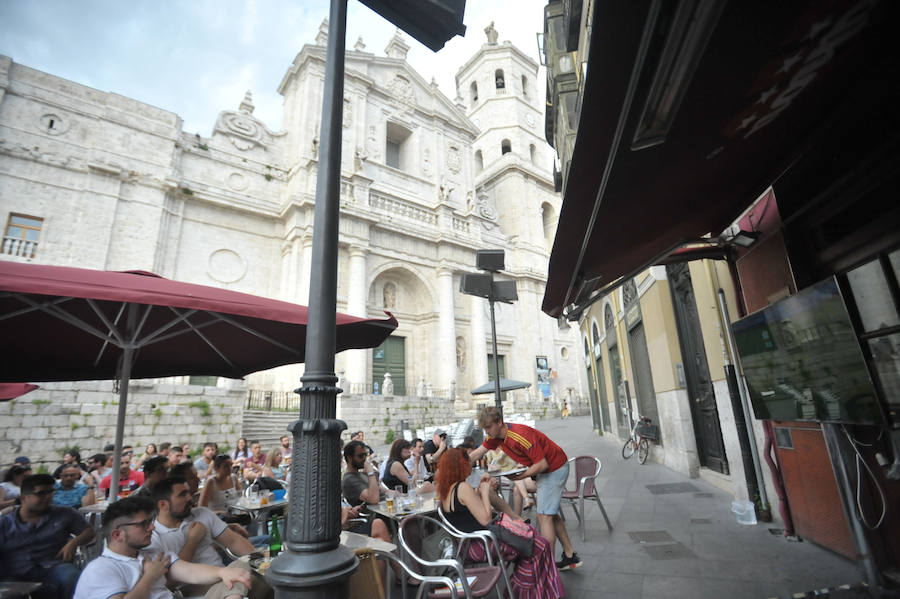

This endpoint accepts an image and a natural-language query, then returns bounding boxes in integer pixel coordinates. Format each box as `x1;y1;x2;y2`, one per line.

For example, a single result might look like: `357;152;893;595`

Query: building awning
543;0;900;317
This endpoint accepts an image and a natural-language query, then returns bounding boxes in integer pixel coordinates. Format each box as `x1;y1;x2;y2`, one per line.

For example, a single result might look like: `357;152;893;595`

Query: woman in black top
435;448;565;599
382;439;412;492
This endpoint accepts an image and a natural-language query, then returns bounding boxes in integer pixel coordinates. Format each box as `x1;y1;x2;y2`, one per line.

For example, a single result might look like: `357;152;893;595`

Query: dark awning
543;0;900;316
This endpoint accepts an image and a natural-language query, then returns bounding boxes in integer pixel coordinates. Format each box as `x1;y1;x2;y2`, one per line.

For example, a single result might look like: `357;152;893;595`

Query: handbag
488;513;534;557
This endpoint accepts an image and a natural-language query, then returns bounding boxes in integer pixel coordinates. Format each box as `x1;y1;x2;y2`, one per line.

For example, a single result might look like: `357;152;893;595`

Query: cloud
0;0;548;136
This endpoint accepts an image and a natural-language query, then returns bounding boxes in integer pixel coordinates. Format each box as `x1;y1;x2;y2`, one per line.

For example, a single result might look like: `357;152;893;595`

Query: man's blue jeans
16;562;81;599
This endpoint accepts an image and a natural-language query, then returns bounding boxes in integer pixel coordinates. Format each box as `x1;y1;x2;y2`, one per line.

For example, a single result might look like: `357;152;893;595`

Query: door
372;336;406;395
667;262;729;473
586;365;601;430
594;356;612;432
608;346;630;438
627;322;660;436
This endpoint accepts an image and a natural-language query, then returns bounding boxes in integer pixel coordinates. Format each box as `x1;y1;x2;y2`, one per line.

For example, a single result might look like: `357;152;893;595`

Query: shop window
3;213;42;259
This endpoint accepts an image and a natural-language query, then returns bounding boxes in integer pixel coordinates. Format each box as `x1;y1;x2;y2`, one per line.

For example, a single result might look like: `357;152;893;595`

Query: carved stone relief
40;113;70;136
388;73;416;114
475;188;498;229
421;148;433;177
456;336;466;372
226;172;248;191
446;145;461;174
383;282;397;310
208;249;246;284
342;97;352;128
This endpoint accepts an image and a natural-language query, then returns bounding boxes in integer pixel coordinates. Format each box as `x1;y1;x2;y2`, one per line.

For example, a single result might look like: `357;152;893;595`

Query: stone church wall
0;381;244;472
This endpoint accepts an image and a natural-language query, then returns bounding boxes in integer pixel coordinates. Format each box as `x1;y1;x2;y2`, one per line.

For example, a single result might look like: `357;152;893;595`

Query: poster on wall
536;356;551;397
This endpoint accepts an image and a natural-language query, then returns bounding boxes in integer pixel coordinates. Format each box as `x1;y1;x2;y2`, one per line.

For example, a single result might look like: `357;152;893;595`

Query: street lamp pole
267;0;355;596
487;272;503;412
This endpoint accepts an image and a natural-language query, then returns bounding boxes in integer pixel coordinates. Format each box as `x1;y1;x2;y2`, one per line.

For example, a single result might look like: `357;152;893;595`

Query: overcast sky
0;0;548;135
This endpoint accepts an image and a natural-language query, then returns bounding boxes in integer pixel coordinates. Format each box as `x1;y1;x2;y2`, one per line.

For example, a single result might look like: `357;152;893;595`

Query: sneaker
556;552;583;571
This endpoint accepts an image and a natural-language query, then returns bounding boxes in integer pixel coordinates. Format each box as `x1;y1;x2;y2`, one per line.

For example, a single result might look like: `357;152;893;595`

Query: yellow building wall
636;276;682;394
687;260;739;383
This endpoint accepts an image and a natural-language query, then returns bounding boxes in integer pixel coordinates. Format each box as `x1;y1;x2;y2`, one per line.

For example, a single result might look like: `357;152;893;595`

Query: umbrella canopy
470;378;532;395
0;260;397;497
0;383;39;401
0;261;397;382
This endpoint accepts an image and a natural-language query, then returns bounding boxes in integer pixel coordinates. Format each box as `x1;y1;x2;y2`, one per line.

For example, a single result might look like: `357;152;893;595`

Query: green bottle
269;515;282;557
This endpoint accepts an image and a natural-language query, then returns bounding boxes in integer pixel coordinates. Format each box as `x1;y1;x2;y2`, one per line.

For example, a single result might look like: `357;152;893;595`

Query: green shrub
188;400;211;417
384;429;395;445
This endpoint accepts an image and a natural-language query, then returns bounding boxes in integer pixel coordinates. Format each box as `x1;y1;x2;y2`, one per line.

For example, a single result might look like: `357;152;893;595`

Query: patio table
226;498;288;535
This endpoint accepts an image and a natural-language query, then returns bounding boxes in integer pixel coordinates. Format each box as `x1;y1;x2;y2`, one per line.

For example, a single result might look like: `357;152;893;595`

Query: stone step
240;410;297;452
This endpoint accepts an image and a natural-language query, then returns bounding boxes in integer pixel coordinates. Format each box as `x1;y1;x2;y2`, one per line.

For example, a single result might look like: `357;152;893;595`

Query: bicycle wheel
622;438;636;459
638;439;650;464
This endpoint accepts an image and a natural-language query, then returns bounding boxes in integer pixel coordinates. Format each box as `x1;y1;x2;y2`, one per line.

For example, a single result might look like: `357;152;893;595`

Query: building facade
0;23;584;408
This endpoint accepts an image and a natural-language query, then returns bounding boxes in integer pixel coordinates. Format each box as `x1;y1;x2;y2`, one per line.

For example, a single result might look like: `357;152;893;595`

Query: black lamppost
266;1;465;597
460;249;518;412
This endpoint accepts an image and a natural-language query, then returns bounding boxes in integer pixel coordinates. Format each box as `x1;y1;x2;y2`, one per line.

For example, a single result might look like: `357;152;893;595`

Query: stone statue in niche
383;282;397;310
354;147;368;171
416;377;427;397
466;191;475;213
311;135;319;158
383;372;394;396
438;176;455;204
456;336;466;372
484;21;499;44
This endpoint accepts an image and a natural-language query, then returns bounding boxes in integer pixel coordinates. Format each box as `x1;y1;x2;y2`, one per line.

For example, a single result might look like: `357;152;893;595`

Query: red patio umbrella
0;260;397;496
0;383;39;401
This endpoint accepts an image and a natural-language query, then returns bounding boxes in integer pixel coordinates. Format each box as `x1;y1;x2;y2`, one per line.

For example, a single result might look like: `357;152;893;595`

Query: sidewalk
539;415;863;599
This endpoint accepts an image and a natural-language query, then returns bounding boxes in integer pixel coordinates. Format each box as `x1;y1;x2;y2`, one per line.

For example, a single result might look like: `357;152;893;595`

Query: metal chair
436;504;513;599
398;514;503;598
560;455;613;541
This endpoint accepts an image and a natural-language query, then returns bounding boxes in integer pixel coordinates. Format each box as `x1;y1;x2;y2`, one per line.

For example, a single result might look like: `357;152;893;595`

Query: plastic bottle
269;514;282;557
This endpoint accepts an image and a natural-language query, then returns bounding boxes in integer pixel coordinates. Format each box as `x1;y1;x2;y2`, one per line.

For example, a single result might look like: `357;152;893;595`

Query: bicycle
622;415;652;464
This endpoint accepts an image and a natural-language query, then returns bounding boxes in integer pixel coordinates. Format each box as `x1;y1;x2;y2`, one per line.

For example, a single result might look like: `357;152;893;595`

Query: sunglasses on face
117;517;155;530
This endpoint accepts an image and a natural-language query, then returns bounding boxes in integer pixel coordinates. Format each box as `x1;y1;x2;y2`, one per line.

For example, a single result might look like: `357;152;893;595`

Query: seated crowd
2;408;576;599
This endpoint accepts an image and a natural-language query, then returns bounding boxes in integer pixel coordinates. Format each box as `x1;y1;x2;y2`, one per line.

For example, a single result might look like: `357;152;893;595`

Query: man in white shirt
73;495;251;599
148;477;270;598
404;438;429;482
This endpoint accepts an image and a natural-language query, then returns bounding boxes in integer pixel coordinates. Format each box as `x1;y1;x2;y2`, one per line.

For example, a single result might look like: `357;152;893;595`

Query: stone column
298;238;314;305
345;245;368;392
470;293;489;389
437;266;457;394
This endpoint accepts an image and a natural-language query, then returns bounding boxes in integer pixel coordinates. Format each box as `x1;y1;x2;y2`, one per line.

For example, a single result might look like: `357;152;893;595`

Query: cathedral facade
0;23;584;406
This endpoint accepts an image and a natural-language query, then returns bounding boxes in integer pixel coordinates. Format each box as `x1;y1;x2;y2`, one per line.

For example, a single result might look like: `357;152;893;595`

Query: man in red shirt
469;406;582;570
98;453;144;499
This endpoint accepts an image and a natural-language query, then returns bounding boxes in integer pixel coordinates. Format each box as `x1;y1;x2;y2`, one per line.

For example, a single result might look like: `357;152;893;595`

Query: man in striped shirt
469;406;582;571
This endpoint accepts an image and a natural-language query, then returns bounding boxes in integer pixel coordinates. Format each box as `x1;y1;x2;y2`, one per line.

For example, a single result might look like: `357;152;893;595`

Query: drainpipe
716;288;770;513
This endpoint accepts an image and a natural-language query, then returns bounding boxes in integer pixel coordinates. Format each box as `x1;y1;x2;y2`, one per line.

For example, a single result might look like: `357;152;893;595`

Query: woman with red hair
436;449;564;599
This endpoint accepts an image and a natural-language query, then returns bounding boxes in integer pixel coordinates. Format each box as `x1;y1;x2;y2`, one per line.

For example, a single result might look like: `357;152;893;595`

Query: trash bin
731;500;757;525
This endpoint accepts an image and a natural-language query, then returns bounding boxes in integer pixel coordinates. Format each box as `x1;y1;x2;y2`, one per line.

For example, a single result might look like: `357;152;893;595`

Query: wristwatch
366;471;377;477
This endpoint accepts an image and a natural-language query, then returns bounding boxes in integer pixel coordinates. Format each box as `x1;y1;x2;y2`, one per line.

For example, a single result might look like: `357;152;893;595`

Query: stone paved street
530;416;862;599
382;415;864;598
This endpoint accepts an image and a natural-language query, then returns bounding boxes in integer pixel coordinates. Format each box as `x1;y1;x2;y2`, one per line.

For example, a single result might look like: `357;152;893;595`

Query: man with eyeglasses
0;474;95;598
74;495;251;599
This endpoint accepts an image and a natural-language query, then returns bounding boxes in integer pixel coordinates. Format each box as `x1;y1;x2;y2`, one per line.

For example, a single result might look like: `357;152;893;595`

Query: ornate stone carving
604;304;615;333
475;188;498;229
388;73;416;114
382;282;397;310
365;125;380;160
416;377;427;397
214;92;274;152
342;97;352;128
484;22;499;44
208;248;246;284
382;372;394;396
226;172;248;191
623;279;638;306
446;145;461;174
421;148;433;177
456;336;466;372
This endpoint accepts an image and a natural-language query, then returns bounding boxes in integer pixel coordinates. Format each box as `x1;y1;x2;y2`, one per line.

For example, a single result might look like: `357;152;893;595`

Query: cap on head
14;456;30;465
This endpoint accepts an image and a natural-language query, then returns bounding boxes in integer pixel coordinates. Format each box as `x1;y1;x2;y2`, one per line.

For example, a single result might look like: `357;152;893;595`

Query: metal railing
246;389;301;412
2;237;38;259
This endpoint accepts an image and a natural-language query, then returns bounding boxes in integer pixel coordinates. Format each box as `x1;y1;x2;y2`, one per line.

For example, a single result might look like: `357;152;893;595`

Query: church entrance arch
368;266;435;395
